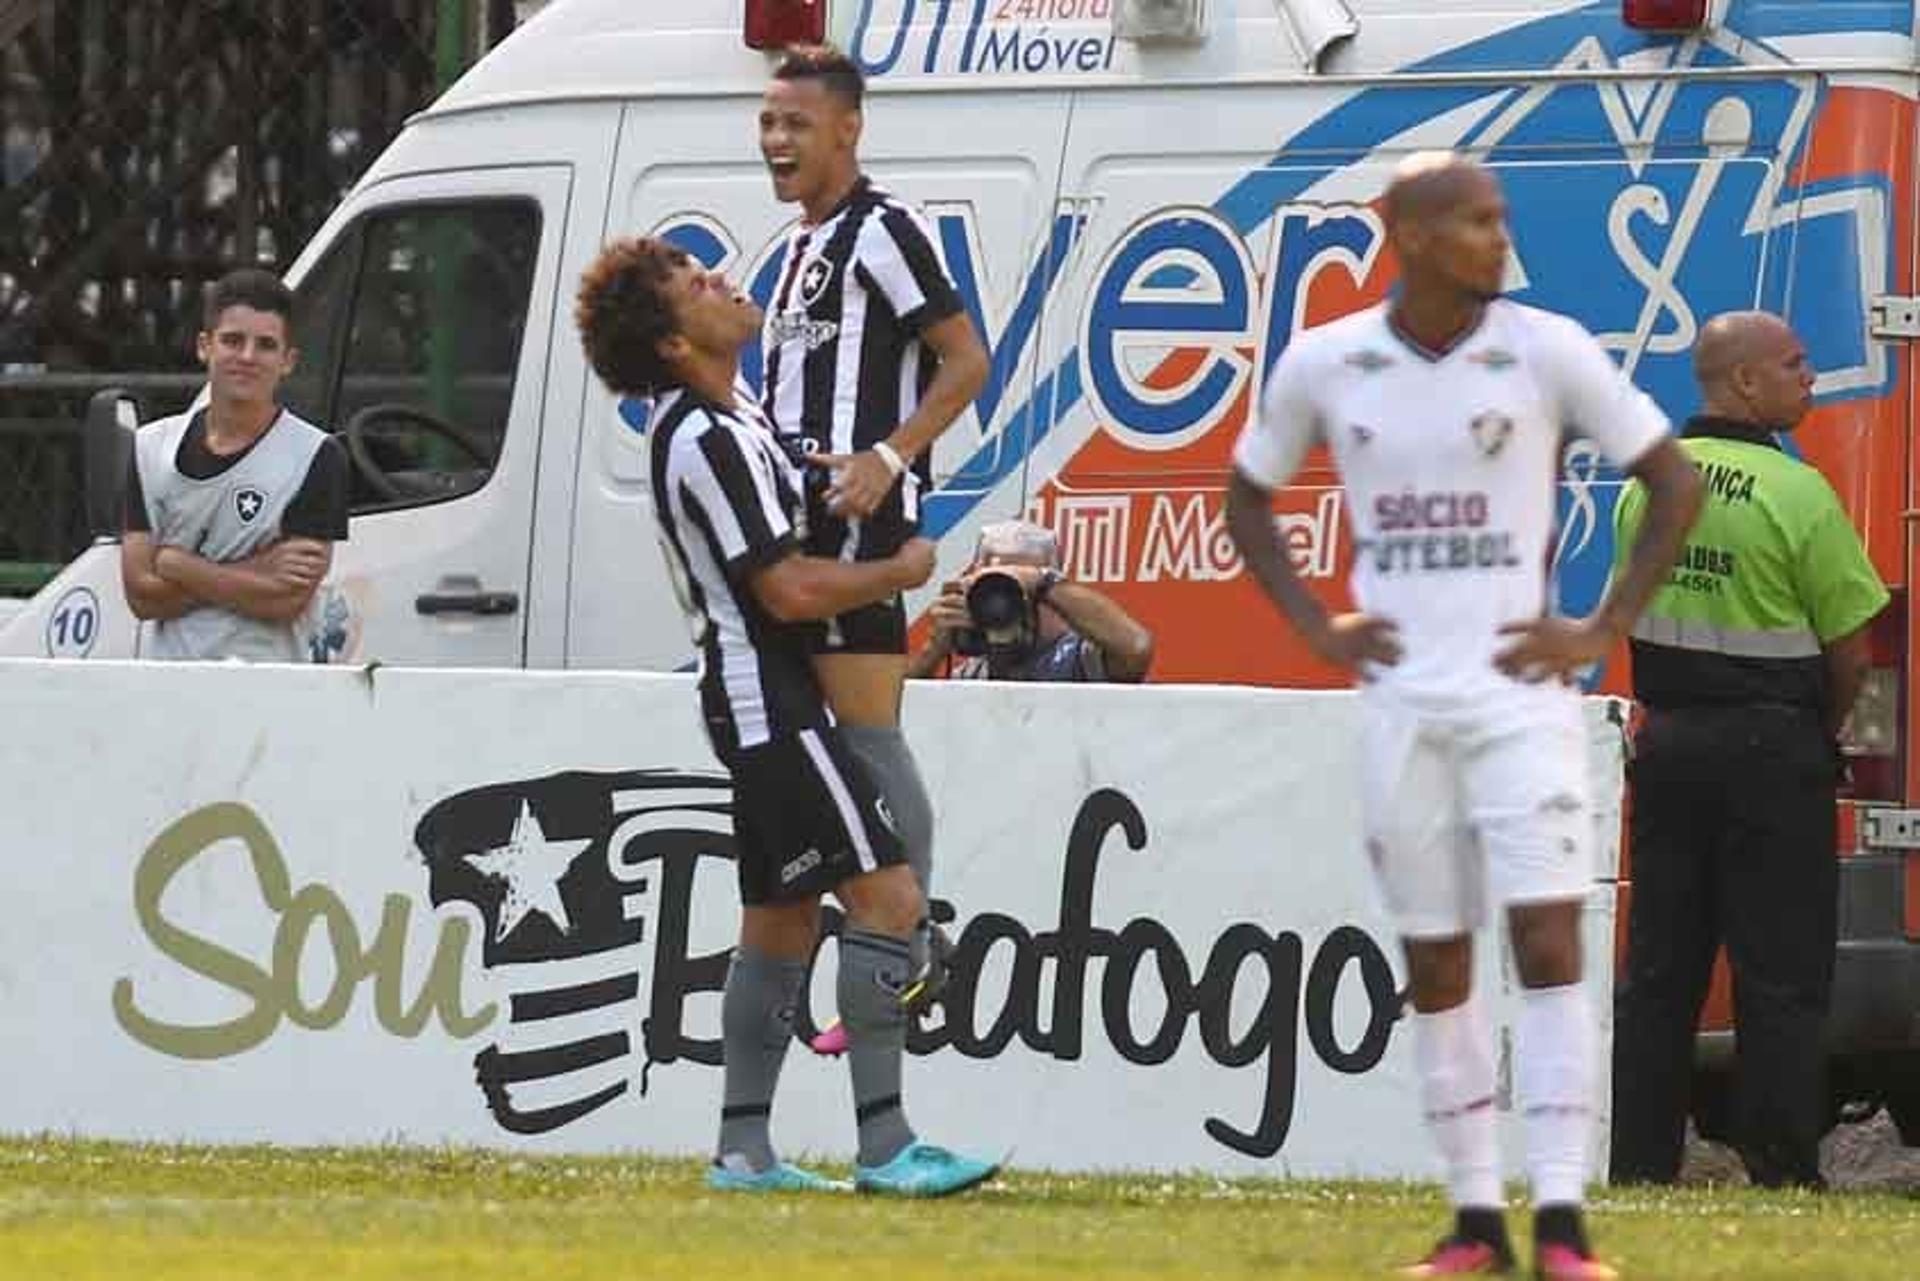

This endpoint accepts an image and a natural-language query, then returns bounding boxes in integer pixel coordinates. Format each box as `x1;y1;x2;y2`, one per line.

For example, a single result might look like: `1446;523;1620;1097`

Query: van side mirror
83;388;141;538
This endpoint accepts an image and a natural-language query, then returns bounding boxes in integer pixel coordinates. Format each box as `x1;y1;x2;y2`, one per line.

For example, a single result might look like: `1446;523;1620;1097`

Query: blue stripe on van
1725;0;1912;40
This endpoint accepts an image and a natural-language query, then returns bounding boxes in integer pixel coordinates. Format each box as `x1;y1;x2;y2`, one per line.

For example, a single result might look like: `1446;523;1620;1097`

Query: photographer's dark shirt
953;629;1106;682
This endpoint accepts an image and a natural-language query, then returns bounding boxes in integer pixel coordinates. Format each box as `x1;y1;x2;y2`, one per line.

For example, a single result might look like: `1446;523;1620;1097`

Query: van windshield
284;199;540;511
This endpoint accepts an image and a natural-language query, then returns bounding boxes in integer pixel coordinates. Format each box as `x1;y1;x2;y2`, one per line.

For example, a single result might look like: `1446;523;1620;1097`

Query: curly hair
772;44;864;111
575;236;688;397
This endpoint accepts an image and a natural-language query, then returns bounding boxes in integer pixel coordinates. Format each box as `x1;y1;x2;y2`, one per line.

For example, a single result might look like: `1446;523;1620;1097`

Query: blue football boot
705;1157;848;1193
854;1141;1000;1198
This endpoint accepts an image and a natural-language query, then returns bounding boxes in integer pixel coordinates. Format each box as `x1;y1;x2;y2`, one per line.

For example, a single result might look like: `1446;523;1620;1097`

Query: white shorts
1358;693;1593;939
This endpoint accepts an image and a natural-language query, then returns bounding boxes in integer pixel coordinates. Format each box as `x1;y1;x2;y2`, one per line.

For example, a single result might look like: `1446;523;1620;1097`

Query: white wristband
872;440;907;477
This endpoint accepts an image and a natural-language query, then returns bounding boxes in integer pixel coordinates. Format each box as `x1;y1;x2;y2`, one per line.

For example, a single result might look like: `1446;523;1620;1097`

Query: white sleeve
1539;313;1670;469
1233;345;1324;489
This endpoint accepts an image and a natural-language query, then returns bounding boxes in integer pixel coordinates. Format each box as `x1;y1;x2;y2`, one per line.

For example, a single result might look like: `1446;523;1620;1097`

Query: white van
10;0;1908;685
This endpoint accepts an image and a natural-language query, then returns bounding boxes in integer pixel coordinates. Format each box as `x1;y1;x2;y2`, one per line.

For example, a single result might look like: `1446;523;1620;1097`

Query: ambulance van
3;0;1917;1140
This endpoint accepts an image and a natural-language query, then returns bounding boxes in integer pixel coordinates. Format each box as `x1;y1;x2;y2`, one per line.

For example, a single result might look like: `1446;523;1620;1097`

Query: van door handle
415;590;520;617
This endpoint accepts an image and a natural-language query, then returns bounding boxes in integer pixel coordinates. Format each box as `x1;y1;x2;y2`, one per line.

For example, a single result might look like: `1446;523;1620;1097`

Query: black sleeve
282;436;350;540
122;451;150;533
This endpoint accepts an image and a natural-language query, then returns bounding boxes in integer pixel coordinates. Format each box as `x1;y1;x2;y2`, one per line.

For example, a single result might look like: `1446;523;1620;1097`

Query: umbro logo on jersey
1469;412;1514;458
1350;423;1376;447
798;256;834;306
1344;349;1395;373
1468;348;1518;371
234;487;265;523
781;846;824;885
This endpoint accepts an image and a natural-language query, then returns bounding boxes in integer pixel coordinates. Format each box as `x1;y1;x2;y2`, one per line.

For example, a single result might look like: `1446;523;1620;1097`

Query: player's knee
1403;936;1472;1011
1508;900;1584;987
739;899;822;960
839;863;923;937
1513;948;1581;989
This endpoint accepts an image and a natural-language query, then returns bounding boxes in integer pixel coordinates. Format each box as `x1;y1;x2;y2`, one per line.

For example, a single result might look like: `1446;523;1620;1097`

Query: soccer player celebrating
1226;154;1701;1278
576;237;998;1198
756;46;991;1044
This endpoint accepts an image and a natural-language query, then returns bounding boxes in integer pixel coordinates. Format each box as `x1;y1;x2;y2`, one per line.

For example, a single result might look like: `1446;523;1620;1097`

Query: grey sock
842;724;934;889
716;946;807;1172
843;724;936;968
838;927;917;1167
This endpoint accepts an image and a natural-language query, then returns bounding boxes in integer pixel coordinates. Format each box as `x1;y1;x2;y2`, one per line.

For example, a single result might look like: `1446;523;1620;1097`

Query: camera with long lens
952;569;1035;657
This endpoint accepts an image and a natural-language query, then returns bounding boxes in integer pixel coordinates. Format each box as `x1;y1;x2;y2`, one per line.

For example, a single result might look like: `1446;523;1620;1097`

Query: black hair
202;268;294;335
771;44;864;111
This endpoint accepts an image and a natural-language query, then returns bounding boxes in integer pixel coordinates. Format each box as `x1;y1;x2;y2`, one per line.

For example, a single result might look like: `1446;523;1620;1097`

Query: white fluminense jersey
1233;299;1668;707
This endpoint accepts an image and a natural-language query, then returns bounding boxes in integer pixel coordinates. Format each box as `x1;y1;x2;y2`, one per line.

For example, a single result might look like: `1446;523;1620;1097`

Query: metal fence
0;0;521;592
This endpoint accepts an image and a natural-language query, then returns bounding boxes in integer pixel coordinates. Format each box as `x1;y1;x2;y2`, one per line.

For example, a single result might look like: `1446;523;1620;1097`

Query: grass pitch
1;1137;1914;1279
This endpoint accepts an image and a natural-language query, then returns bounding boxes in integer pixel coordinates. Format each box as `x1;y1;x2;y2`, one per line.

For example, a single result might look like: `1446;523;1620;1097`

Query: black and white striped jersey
758;177;963;534
647;386;828;759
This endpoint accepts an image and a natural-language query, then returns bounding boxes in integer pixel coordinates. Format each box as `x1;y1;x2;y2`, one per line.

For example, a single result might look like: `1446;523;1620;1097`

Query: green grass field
1;1137;1914;1280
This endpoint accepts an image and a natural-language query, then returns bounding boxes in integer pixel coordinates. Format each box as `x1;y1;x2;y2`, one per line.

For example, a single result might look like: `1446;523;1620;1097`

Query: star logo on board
415;769;736;1136
1469;411;1513;458
234;487;265;523
464;801;594;943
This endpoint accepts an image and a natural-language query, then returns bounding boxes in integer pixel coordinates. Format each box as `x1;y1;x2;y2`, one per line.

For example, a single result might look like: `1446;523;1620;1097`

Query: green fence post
425;0;474;458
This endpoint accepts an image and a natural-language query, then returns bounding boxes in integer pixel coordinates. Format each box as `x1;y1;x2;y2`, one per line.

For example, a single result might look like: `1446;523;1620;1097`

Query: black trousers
1610;705;1838;1187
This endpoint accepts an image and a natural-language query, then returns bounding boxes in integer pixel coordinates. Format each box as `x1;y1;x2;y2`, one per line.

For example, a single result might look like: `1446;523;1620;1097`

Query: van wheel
1690;1065;1733;1143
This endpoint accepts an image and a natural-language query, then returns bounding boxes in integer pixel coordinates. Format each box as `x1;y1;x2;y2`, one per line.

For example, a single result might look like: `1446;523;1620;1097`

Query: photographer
909;520;1154;682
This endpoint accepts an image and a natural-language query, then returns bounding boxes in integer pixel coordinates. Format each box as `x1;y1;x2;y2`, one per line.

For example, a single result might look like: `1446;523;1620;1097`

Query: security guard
1608;311;1889;1188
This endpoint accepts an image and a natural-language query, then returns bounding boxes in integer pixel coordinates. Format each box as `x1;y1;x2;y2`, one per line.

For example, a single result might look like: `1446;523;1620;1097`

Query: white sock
1413;999;1502;1209
1517;982;1595;1207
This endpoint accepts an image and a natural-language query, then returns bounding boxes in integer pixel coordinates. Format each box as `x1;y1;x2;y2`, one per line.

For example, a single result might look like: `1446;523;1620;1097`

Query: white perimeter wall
0;661;1623;1179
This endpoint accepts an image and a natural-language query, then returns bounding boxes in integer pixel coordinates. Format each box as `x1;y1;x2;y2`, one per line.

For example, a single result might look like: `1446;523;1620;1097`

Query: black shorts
815;597;907;653
806;472;920;656
727;726;907;905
